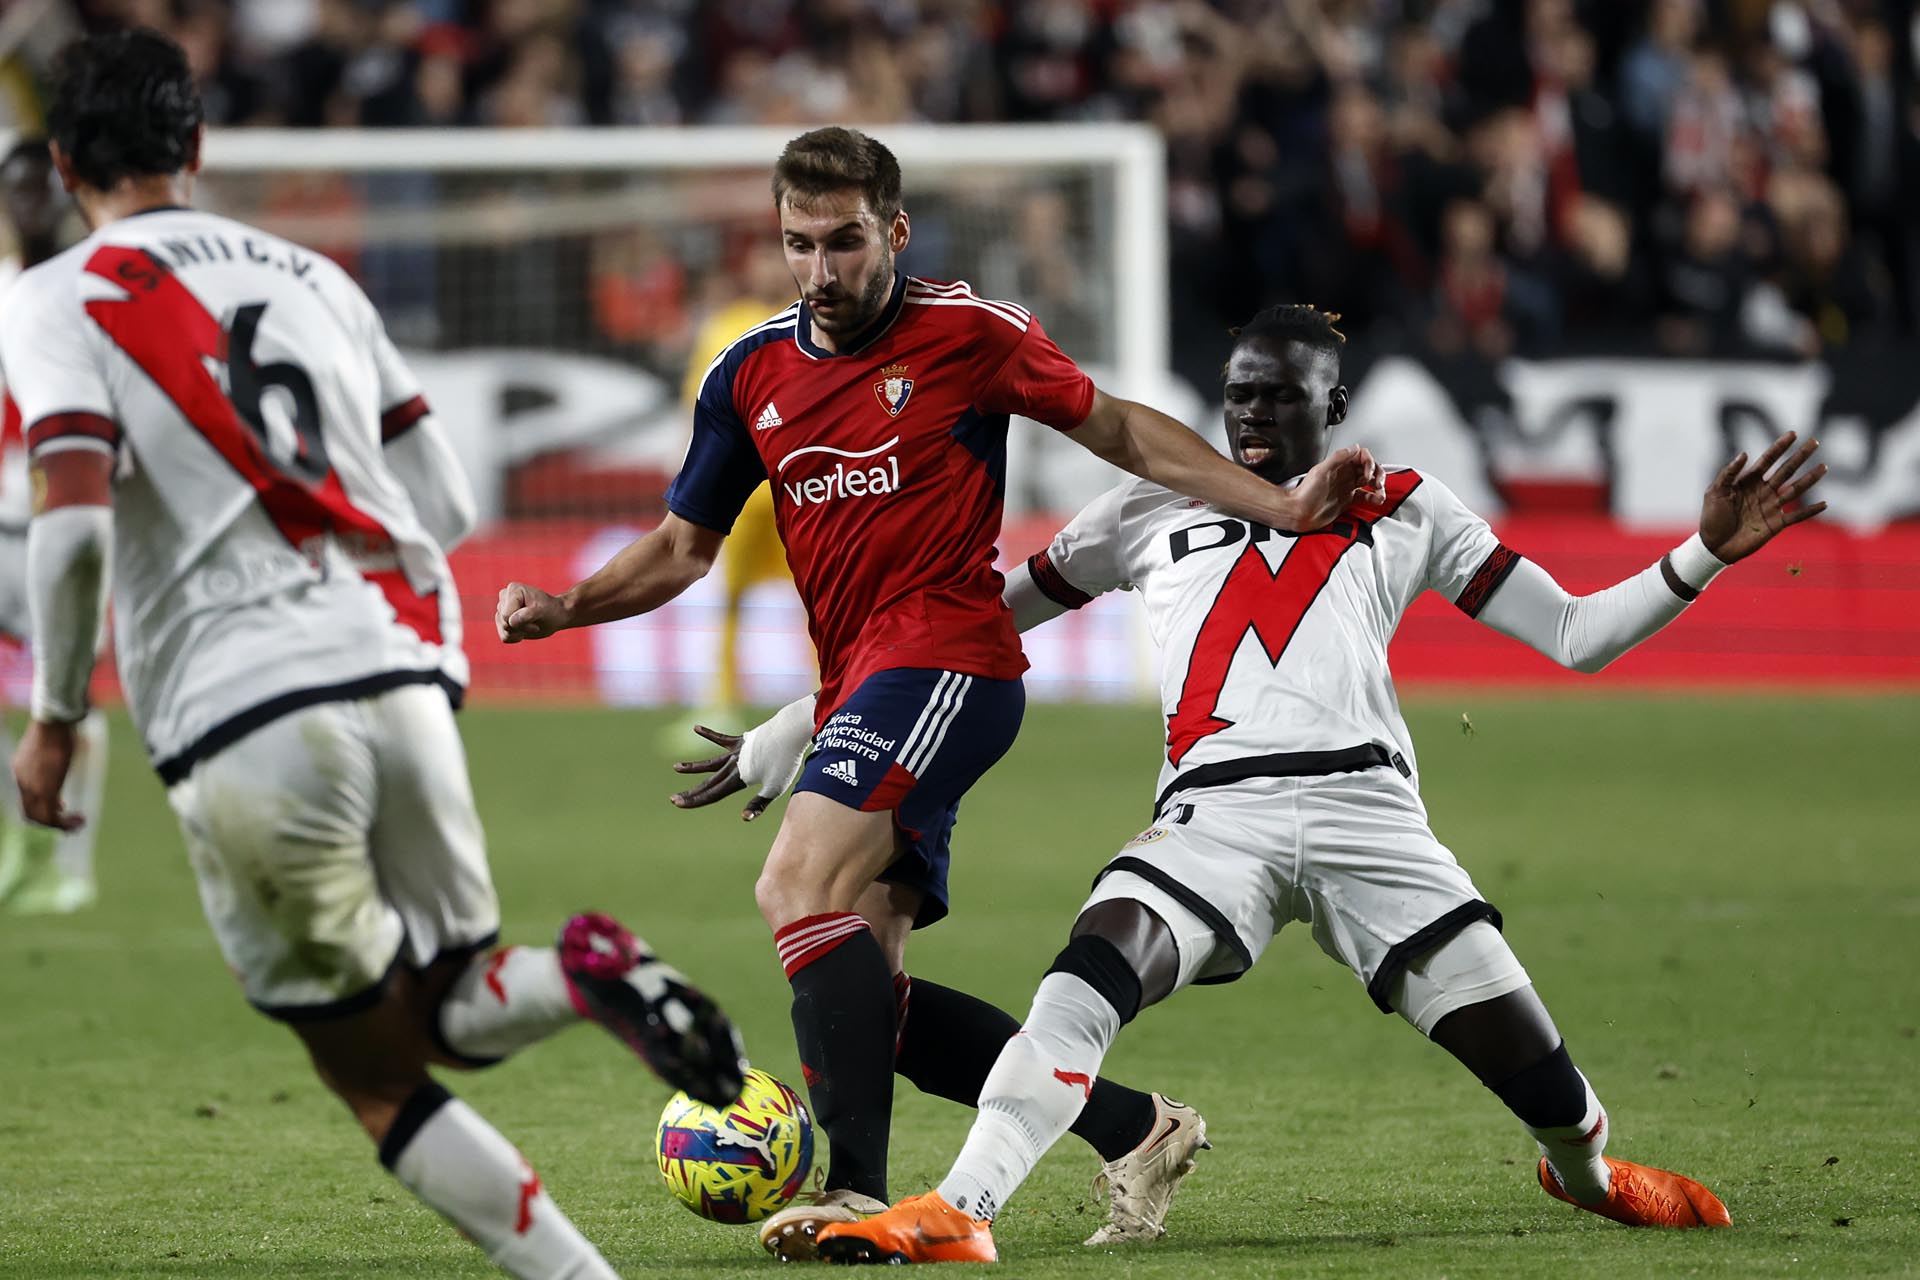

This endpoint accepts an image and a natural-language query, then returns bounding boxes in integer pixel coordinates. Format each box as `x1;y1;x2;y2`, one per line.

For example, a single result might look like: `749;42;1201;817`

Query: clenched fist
495;582;570;643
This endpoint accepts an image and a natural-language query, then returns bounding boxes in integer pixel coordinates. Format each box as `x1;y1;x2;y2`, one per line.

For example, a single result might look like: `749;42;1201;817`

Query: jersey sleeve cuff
1453;544;1524;619
664;496;737;536
26;412;120;458
380;395;430;442
1666;533;1730;596
1027;550;1094;609
1053;375;1097;432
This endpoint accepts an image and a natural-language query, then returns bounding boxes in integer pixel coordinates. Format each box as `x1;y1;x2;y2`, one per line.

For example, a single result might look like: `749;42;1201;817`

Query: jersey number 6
224;302;328;485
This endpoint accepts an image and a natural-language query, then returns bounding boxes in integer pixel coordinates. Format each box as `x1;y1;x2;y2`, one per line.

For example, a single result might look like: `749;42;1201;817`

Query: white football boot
759;1184;889;1262
1084;1093;1210;1245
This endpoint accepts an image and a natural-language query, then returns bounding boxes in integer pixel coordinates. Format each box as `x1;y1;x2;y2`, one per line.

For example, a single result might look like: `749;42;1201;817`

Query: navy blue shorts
793;668;1025;928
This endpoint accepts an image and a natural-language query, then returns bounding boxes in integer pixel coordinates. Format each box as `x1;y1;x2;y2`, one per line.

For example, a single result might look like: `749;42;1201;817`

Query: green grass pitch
4;694;1918;1278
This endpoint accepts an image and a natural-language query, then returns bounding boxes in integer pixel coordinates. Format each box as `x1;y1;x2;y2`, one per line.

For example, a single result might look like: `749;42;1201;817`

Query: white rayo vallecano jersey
0;209;464;779
1029;470;1518;802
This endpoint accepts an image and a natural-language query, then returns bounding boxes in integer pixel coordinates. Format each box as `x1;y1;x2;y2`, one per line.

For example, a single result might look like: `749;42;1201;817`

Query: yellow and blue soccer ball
656;1067;813;1223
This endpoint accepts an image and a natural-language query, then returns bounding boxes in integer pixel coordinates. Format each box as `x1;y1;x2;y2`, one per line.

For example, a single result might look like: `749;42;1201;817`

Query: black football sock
775;912;896;1201
1489;1041;1611;1203
896;975;1156;1162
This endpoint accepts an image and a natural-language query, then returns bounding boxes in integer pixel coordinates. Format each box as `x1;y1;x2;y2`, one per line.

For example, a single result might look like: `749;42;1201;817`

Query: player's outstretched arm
497;513;725;642
669;694;816;822
14;448;115;832
1070;390;1384;531
1473;432;1826;672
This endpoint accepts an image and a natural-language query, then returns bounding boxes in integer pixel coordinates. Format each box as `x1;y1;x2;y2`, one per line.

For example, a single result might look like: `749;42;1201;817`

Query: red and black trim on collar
1027;549;1093;609
1455;544;1524;619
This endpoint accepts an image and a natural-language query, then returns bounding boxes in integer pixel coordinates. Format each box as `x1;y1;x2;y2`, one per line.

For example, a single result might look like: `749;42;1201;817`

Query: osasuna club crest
874;363;913;417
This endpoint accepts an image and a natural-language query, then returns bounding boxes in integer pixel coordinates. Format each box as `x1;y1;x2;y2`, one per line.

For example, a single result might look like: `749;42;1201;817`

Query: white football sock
438;945;582;1063
386;1088;617;1280
53;710;106;884
938;972;1122;1221
1529;1071;1611;1203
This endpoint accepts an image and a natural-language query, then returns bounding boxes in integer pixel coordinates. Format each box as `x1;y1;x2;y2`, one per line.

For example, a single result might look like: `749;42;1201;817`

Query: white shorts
1081;767;1528;1029
166;682;500;1020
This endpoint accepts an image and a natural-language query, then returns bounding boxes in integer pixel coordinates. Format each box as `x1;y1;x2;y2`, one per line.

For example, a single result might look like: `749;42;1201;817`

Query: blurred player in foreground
498;128;1381;1259
704;305;1826;1261
5;31;744;1279
0;136;109;915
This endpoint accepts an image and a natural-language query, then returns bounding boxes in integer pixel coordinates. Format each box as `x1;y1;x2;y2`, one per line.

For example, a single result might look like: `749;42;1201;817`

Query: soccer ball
656;1067;813;1223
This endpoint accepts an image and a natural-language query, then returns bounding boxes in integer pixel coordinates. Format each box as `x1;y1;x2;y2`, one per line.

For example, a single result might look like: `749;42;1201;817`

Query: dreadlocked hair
1230;304;1348;356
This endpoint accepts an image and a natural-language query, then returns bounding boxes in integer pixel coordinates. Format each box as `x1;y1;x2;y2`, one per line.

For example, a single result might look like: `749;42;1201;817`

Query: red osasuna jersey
666;274;1095;723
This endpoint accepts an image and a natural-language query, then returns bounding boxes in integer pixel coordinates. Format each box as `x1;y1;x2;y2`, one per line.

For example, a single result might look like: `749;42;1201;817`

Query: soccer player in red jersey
496;128;1381;1257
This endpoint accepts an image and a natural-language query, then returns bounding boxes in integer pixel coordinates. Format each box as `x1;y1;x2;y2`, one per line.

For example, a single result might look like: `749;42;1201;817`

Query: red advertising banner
5;515;1910;714
441;516;1920;701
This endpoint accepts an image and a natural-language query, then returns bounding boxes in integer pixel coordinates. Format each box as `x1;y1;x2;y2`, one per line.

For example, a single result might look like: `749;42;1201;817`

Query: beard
808;252;894;337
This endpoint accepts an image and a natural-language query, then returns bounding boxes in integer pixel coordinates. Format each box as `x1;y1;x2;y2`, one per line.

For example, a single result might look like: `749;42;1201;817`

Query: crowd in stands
38;0;1920;387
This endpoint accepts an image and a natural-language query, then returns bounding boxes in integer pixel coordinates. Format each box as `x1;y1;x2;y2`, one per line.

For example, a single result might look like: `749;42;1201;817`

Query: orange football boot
1538;1156;1732;1228
815;1191;997;1264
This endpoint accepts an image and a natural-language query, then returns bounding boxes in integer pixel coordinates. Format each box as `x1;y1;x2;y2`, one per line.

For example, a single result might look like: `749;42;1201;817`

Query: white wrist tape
740;693;816;799
1667;533;1730;594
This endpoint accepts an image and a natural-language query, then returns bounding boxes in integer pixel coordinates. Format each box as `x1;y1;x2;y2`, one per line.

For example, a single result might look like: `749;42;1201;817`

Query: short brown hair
772;127;903;224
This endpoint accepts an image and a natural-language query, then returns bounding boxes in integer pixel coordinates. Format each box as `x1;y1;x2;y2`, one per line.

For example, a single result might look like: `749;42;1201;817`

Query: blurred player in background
5;31;745;1279
498;126;1382;1260
0;135;109;915
676;238;806;729
803;305;1825;1261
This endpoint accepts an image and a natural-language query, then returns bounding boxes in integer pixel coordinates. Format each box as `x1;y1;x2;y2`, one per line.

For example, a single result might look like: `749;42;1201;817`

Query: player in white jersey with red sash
4;30;746;1279
699;304;1827;1261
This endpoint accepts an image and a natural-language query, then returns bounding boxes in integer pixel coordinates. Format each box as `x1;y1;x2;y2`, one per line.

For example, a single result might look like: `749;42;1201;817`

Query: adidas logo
754;401;784;431
821;758;859;787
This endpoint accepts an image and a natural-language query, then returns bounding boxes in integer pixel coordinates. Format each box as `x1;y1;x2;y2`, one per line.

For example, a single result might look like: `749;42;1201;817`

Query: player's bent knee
755;796;898;927
1070;898;1182;1008
1046;933;1145;1025
1389;920;1533;1037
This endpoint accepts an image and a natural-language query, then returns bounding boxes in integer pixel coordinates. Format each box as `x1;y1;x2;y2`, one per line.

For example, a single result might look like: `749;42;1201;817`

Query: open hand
13;720;84;832
495;582;569;643
1278;445;1386;532
1700;431;1827;563
670;726;776;822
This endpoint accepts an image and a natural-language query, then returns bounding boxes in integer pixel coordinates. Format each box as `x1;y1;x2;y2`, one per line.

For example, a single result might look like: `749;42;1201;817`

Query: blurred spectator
1655;185;1784;356
1428;198;1515;360
1775;171;1883;348
592;225;690;357
1665;47;1750;199
1619;0;1701;141
1558;194;1646;344
996;0;1111;122
609;18;686;127
978;187;1107;355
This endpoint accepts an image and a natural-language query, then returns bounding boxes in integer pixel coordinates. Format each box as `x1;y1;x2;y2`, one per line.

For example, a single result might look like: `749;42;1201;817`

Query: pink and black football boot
559;912;748;1106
